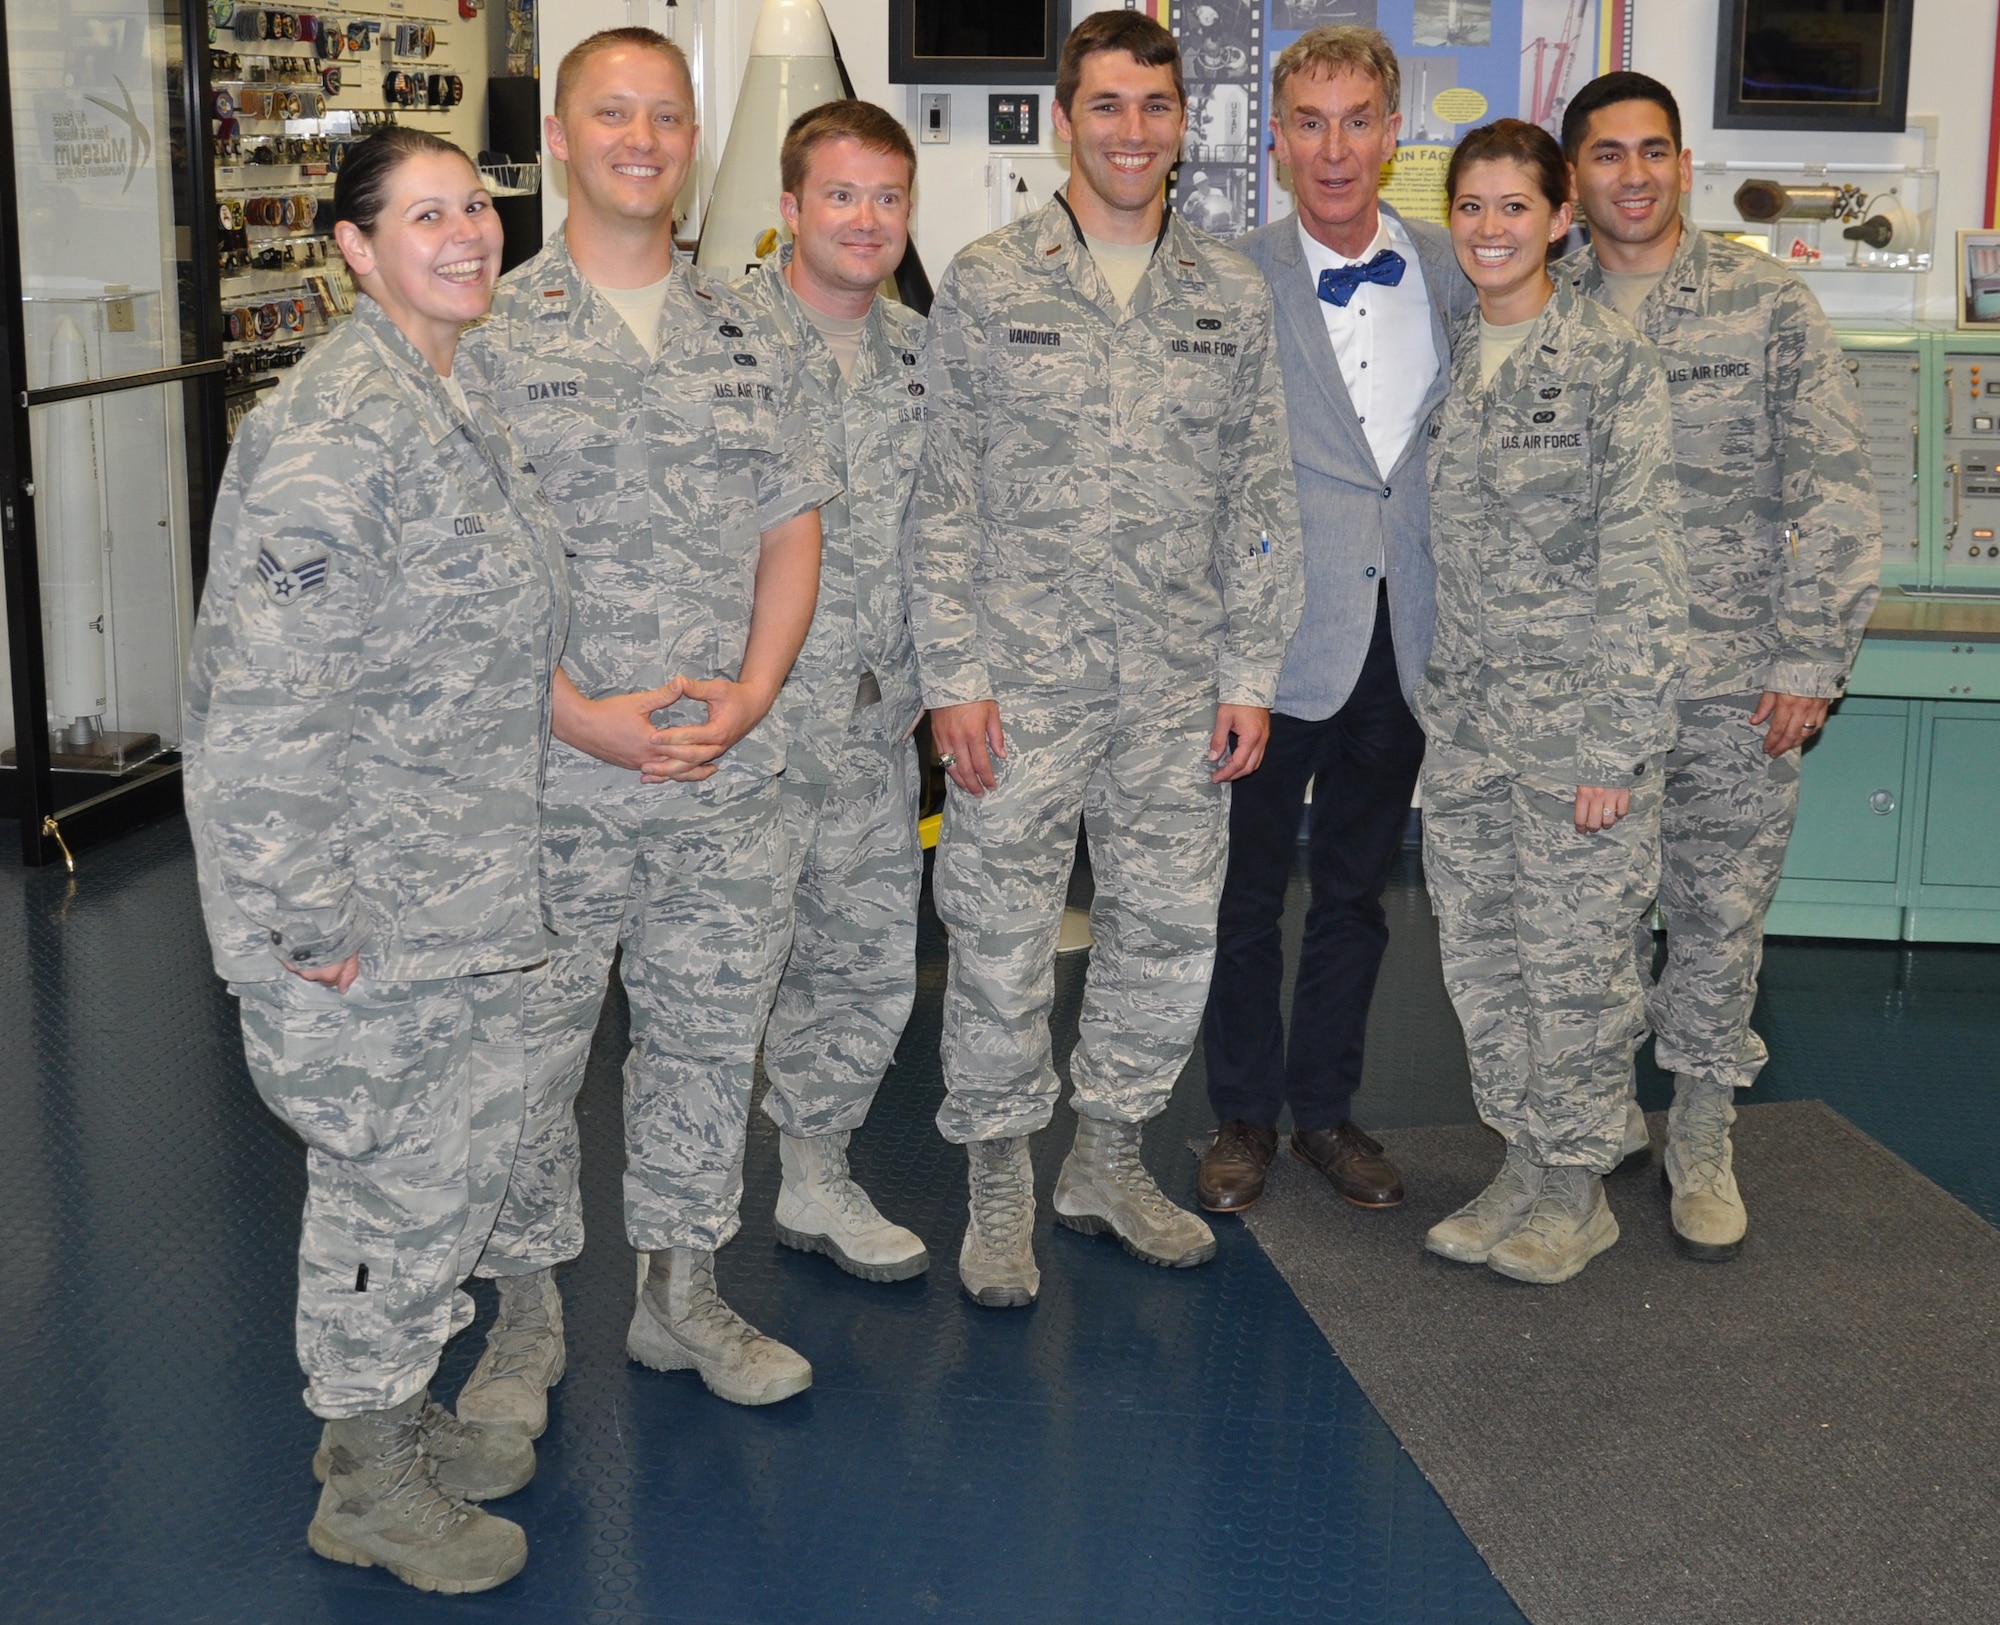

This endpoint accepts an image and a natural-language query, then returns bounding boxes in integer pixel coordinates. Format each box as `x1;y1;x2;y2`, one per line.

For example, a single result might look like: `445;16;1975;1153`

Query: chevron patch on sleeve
257;546;329;605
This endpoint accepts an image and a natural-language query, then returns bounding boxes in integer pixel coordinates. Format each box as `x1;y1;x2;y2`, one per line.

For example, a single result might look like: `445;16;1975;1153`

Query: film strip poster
1180;0;1630;236
1171;0;1264;239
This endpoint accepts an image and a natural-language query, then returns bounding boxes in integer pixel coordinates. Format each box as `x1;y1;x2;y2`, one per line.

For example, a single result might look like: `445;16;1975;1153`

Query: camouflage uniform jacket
904;197;1302;710
1416;278;1689;793
731;253;927;783
464;229;838;786
184;299;571;982
1560;229;1880;699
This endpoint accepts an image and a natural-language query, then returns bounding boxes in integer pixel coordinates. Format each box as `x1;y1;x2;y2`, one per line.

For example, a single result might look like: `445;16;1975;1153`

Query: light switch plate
920;93;950;144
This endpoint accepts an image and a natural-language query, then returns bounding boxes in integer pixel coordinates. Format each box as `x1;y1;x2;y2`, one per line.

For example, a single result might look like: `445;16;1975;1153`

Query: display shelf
1692;159;1938;273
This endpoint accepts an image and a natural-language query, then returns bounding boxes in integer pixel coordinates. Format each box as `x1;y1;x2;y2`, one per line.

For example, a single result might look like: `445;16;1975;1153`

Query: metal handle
1945;366;1956;436
1946;461;1960;544
40;816;74;874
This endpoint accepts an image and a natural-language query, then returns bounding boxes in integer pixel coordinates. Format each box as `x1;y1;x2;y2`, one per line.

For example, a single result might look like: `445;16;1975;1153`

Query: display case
0;0;226;865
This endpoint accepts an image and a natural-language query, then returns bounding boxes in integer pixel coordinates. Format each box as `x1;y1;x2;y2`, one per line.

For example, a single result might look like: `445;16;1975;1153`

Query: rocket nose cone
50;315;88;386
747;0;836;59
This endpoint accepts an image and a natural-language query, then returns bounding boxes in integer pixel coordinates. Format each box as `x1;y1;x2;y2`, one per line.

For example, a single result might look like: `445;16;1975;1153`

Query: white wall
1630;0;1996;325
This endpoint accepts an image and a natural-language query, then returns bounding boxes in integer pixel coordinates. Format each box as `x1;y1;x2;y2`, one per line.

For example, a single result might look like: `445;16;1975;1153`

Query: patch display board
1172;0;1632;236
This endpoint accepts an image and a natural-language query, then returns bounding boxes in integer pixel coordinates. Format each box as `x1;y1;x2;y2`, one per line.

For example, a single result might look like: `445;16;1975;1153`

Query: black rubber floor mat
1242;1101;2000;1625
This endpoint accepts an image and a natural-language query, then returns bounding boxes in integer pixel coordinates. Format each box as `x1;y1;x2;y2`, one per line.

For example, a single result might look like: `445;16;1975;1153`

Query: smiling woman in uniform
1413;118;1687;1287
181;127;568;1594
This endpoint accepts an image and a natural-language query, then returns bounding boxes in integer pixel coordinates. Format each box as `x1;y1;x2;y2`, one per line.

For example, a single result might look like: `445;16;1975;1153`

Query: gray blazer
1237;206;1475;717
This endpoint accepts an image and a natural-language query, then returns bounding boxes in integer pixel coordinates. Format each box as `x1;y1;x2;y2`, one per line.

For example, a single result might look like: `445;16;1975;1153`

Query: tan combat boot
456;1269;566;1438
627;1247;812;1405
959;1135;1040;1308
775;1130;929;1282
314;1390;534;1501
1665;1073;1747;1260
1424;1144;1544;1264
1614;1099;1654;1174
307;1391;527;1594
1054;1116;1216;1268
1486;1165;1619;1285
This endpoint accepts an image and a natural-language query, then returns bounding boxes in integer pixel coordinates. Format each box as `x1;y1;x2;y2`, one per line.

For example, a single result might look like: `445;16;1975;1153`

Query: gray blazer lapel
1267;221;1377;473
1396;208;1465;428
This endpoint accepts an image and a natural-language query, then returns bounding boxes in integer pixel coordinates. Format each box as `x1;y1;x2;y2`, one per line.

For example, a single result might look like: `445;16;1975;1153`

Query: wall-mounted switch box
989;94;1039;145
919;93;950;144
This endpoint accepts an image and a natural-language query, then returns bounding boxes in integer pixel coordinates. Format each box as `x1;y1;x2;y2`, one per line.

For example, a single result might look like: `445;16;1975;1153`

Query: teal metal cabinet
1770;589;2000;941
1766;698;1913;941
1906;704;2000;940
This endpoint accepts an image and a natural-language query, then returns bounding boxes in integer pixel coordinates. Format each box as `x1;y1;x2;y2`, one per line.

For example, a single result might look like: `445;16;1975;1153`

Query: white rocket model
694;0;844;276
41;317;109;746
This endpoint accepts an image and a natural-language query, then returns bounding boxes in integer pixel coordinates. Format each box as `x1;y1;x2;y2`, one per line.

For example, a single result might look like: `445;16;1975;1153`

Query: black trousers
1201;586;1425;1131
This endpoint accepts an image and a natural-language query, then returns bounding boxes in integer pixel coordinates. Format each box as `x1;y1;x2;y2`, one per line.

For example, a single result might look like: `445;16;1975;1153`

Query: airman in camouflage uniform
184;281;569;1592
1416;276;1688;1284
1560;72;1881;1261
906;175;1303;1304
731;244;933;1282
187;295;568;1420
461;222;835;1407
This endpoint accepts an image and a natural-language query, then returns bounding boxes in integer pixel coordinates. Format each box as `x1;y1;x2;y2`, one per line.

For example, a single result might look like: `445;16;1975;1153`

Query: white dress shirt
1297;212;1437;481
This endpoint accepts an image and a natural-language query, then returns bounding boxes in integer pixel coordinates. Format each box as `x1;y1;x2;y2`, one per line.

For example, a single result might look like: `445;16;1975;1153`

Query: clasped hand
554;672;773;785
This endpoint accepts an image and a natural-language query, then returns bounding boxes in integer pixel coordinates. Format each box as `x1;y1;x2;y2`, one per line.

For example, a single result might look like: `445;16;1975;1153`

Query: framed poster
1712;0;1913;134
1958;231;2000;331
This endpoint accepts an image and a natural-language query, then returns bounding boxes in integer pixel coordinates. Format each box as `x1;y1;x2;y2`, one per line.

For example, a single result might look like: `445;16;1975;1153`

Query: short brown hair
554;27;691;116
1446;119;1571;214
1271;26;1400;121
1055;11;1182;116
780;100;917;199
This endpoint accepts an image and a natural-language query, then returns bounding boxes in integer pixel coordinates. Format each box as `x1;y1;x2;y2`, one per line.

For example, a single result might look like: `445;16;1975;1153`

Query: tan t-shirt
1083;232;1156;312
797;298;869;383
1479;313;1540;388
1599;267;1665;324
594;273;672;358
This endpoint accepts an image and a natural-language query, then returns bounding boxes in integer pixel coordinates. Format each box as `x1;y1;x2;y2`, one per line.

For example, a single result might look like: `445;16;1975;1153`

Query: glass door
0;0;222;865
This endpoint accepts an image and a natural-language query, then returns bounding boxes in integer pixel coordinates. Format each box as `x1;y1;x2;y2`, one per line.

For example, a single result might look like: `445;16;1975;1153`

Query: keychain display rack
203;0;488;434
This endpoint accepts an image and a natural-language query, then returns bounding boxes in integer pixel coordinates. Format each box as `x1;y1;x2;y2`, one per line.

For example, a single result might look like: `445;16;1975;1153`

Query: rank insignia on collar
258;545;328;604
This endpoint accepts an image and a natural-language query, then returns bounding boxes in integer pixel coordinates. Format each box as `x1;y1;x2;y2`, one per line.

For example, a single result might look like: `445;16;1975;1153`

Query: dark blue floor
1;816;1995;1624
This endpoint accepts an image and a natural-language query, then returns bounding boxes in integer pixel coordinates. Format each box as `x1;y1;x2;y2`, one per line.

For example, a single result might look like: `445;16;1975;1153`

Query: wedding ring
935;752;957;769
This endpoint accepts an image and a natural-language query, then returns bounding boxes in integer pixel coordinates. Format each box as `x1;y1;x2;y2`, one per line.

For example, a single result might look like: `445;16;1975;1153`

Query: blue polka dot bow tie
1317;248;1406;308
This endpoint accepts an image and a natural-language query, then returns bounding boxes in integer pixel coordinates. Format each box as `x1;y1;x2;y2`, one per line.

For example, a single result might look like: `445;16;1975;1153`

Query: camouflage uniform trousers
759;737;923;1137
234;968;526;1419
933;686;1229;1145
1639;691;1802;1091
1421;738;1663;1171
478;773;782;1268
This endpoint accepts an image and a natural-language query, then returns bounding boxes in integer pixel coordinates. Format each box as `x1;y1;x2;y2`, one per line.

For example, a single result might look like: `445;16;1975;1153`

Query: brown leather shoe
1196;1120;1279;1213
1291;1122;1404;1209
